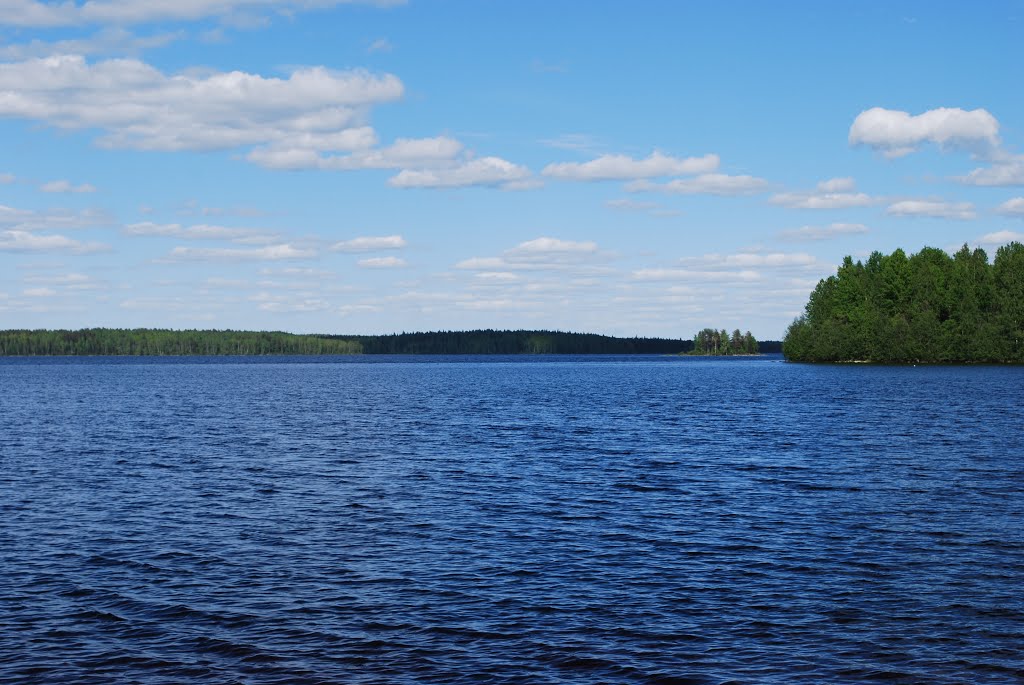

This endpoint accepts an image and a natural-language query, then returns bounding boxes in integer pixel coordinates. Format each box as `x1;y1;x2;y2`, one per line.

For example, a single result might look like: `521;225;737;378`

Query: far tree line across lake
0;328;782;356
784;242;1024;363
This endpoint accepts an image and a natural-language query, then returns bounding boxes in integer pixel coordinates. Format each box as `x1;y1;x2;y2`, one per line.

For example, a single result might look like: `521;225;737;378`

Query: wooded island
784;242;1024;363
689;328;759;356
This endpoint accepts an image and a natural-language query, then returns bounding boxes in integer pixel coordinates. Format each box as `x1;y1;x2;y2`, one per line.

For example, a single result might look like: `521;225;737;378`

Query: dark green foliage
1;327;782;356
336;330;696;355
783;242;1024;363
0;329;362;356
690;327;760;355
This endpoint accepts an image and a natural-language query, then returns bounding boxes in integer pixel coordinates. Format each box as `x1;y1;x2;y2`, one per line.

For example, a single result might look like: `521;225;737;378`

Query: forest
690;328;759;355
0;328;774;356
338;330;696;354
0;329;362;356
783;242;1024;363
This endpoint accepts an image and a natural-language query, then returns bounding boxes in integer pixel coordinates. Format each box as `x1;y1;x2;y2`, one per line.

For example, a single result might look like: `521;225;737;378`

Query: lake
1;355;1022;684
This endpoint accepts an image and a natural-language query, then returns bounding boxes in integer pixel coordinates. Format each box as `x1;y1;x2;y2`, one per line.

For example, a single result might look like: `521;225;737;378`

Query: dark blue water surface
2;355;1023;684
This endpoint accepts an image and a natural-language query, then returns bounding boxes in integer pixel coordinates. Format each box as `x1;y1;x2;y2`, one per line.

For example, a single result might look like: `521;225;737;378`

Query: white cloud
331;234;407;252
976;230;1024;246
778;222;869;241
769;178;875;209
626;173;769;196
542;151;719;181
0;229;108;253
0;55;403;156
474;271;519;282
248;135;463;171
40;179;97;193
23;287;57;297
0;172;14;183
815;177;856;192
632;268;761;282
508;237;597;255
0;204;111;231
166;244;315;261
887;199;976;220
0;27;183;59
253;294;332;312
0;0;405;28
357;256;406;268
849;106;1000;157
697;252;819;268
959;159;1024;187
388;156;532;190
455;236;609;274
367;38;393;53
996;197;1024;217
329;235;405;250
124;221;277;242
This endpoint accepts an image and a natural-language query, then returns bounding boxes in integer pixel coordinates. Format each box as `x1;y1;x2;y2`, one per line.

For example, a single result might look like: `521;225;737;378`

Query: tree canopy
783;242;1024;363
690;328;759;355
0;329;362;356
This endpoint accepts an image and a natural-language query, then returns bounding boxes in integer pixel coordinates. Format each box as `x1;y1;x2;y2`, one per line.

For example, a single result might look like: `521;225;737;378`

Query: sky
1;1;1023;339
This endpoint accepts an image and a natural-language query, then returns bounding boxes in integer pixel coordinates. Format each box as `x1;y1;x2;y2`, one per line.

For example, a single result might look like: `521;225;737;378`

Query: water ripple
1;355;1022;683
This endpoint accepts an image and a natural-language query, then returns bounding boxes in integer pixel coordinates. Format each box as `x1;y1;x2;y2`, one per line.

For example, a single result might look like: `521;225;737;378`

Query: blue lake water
1;354;1022;684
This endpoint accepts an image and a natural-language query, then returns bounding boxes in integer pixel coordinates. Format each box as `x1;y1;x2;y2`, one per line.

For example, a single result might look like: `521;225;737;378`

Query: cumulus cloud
330;234;407;252
778;222;869;241
456;237;609;274
626;173;769;196
632;268;761;282
508;237;598;255
124;221;277;242
248;135;463;171
40;179;97;193
886;199;976;220
770;178;875;209
0;56;531;188
357;256;406;268
959;159;1024;187
995;197;1024;217
542;151;719;181
976;230;1024;246
687;250;822;269
0;54;403;155
0;204;111;231
388;157;532;190
714;253;815;268
251;292;332;312
815;177;855;192
166;244;315;261
0;0;405;28
849;106;1000;158
0;27;183;59
0;229;108;253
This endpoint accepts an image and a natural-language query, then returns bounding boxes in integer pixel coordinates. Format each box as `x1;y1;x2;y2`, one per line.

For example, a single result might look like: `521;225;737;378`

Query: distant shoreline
0;328;784;356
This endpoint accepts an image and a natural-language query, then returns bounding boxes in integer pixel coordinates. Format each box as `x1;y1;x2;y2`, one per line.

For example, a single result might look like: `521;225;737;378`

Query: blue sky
1;1;1023;338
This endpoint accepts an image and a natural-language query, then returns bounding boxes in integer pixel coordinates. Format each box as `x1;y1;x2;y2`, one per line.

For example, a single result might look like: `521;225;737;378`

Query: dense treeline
0;328;782;356
691;328;759;355
0;329;362;356
338;330;696;354
784;242;1024;363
